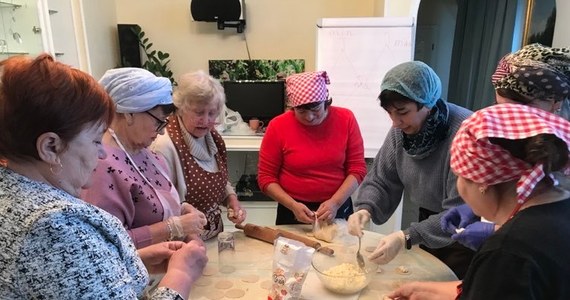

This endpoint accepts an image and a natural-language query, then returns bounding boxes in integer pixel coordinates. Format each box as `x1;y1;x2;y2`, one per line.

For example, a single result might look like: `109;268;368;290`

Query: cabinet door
0;0;43;57
40;0;118;78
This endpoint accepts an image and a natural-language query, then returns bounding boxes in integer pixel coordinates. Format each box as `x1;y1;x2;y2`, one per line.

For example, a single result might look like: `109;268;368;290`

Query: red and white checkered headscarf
451;103;570;216
286;71;330;107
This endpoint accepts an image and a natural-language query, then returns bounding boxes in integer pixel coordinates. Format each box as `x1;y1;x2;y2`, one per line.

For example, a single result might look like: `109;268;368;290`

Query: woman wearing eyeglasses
83;68;207;249
151;70;247;241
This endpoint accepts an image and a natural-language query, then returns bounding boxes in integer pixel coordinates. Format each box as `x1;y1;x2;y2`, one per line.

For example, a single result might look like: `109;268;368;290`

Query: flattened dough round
365;246;376;252
225;288;246;298
215;279;233;289
194;277;213;287
241;274;260;283
205;290;225;300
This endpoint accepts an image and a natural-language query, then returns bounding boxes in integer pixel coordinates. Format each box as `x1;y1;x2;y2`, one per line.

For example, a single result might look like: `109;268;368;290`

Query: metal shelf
0;1;21;9
0;51;28;55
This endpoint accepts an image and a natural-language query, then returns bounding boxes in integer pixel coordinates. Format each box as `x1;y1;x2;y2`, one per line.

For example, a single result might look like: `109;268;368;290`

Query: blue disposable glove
451;221;495;250
440;204;479;234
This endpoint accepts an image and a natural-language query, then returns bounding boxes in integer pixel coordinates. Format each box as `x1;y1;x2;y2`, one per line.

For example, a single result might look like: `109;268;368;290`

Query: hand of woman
178;204;207;235
291;202;315;224
138;241;185;274
386;280;460;300
226;195;247;224
160;240;209;293
315;199;341;221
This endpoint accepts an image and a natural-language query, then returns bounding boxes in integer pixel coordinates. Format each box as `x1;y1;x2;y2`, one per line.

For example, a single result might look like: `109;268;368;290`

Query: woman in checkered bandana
388;103;570;299
257;71;367;225
442;43;570;252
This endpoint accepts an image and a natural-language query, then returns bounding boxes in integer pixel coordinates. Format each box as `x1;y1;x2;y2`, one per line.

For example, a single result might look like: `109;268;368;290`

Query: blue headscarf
99;68;172;113
380;61;442;108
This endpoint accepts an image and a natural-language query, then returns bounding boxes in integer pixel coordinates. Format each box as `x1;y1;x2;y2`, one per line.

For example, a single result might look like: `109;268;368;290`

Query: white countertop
221;135;263;151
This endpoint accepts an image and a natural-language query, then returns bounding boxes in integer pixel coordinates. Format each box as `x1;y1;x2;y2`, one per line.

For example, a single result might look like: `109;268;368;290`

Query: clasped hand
179;203;207;235
226;195;247;224
137;239;207;276
441;204;494;250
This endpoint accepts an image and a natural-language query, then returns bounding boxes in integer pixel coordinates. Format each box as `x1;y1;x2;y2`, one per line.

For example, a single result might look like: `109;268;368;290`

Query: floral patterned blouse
0;167;182;299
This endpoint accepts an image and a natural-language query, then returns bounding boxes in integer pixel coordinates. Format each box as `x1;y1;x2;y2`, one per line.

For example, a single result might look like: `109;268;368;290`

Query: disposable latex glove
440;204;479;234
369;230;405;264
347;209;371;237
173;204;208;237
451;221;495;251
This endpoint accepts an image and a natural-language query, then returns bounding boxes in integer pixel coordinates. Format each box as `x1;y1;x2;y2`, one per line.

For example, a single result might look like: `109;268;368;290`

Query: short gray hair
173;70;225;114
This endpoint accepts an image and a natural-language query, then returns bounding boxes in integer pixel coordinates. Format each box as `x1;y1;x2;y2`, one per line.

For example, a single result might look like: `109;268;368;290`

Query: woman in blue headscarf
83;68;207;249
347;61;474;279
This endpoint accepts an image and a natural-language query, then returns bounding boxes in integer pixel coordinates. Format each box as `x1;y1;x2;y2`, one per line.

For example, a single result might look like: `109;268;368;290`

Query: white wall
115;0;375;78
552;0;570;47
79;0;118;79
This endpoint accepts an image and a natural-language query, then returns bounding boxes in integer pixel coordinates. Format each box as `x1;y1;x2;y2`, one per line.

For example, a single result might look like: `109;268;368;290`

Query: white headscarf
99;68;172;113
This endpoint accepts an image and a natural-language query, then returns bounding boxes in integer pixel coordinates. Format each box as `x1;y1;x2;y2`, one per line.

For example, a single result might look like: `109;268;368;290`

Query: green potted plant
131;25;176;85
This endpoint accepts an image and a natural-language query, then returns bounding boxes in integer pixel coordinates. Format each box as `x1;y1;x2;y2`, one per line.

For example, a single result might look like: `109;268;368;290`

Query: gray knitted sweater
355;102;472;248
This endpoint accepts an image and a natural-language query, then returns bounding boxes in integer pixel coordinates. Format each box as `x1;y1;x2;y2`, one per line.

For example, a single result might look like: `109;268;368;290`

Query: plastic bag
268;237;315;300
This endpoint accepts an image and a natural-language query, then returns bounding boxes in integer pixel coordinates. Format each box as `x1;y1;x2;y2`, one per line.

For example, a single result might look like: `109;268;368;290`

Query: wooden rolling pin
235;223;334;256
235;223;282;244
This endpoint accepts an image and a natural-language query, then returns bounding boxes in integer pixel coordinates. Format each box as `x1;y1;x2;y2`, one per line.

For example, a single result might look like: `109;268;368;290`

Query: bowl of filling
311;245;378;294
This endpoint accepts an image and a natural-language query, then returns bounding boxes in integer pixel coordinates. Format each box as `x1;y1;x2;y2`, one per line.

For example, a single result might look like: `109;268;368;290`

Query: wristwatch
404;232;412;250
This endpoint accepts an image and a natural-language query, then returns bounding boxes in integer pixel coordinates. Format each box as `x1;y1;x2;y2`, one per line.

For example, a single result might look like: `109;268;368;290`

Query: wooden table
188;225;457;300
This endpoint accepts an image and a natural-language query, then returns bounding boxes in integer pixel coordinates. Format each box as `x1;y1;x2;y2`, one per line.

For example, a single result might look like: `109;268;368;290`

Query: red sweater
258;107;366;202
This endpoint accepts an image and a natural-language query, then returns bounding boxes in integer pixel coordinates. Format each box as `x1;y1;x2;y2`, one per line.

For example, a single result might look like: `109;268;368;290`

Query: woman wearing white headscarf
347;61;474;278
83;68;206;249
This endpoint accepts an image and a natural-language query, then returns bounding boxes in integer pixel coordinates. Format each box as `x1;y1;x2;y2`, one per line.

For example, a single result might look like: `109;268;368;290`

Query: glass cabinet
0;0;43;57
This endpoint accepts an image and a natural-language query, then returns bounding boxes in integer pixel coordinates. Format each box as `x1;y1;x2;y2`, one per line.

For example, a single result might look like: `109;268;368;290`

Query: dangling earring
479;185;487;194
50;158;63;175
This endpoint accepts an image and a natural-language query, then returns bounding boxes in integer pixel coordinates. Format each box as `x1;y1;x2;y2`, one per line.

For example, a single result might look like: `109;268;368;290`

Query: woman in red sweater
257;71;367;225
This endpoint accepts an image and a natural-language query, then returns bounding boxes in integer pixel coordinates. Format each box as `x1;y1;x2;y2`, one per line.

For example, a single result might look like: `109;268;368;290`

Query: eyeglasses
145;111;169;132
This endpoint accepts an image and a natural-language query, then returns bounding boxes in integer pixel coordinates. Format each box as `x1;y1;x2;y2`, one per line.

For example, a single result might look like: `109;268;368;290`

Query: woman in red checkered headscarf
442;44;570;252
388;103;570;299
257;71;367;225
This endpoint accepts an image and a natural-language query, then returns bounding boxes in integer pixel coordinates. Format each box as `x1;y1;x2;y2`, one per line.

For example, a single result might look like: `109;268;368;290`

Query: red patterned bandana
286;71;330;107
451;103;570;217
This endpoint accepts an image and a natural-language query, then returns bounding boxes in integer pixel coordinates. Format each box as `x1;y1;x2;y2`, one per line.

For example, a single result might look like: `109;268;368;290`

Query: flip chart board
316;17;415;157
